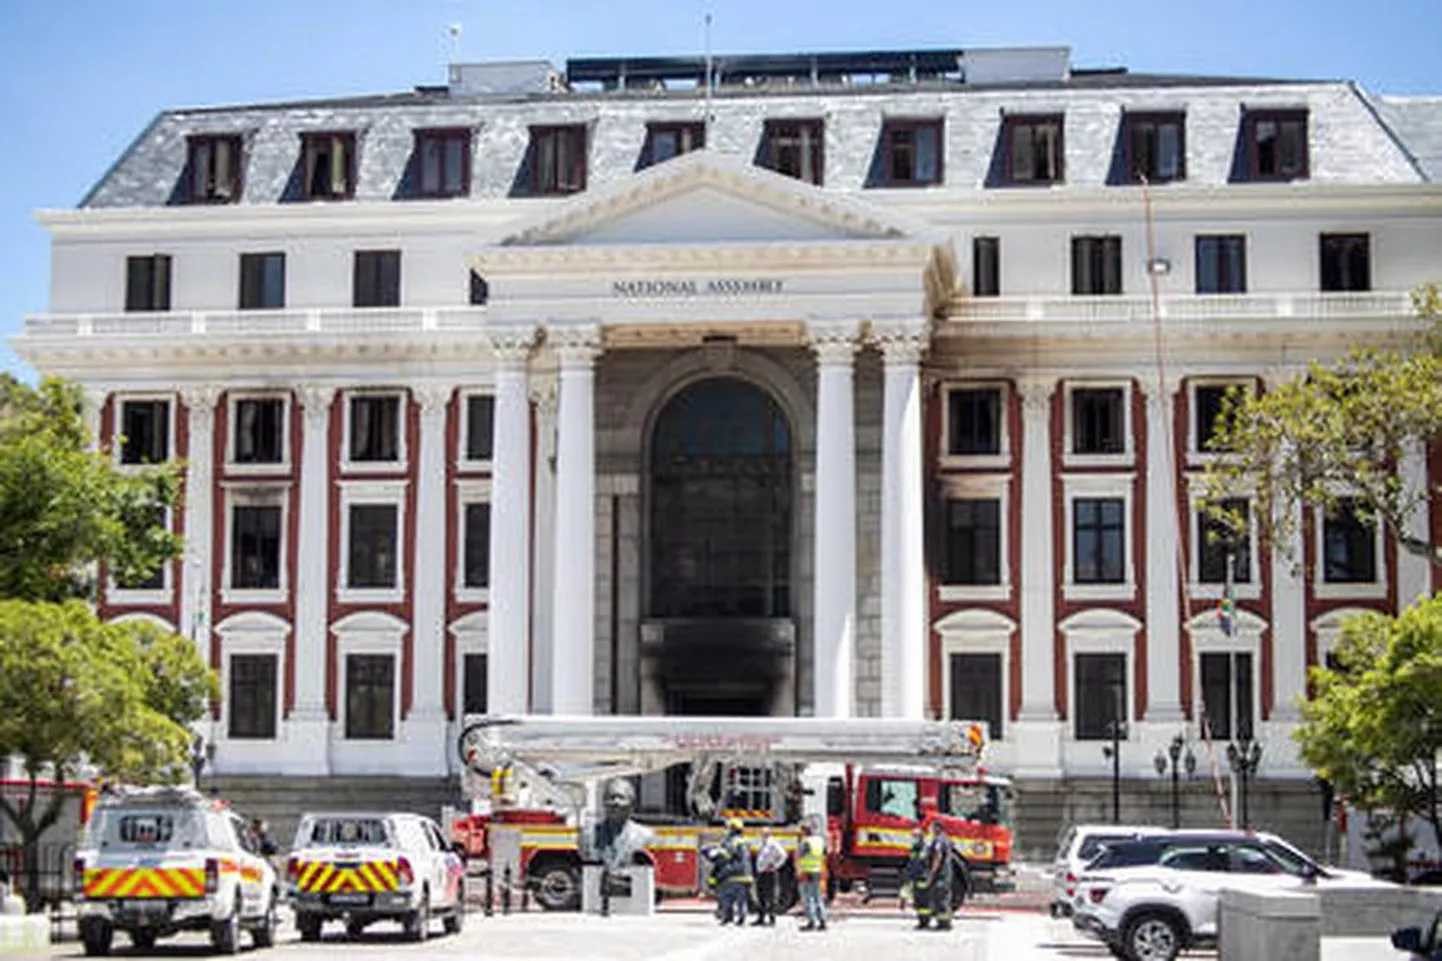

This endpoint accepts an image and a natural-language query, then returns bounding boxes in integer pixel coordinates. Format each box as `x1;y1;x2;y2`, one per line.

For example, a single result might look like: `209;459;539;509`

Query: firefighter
900;825;926;917
921;818;956;932
716;819;753;925
795;820;828;932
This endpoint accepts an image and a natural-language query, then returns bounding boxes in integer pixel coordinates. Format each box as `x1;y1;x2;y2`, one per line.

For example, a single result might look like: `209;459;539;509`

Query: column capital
869;317;930;366
295;384;336;427
1262;364;1304;390
487;325;538;368
549;323;603;369
413;383;453;416
1016;375;1056;415
807;319;861;366
180;385;224;413
1138;370;1184;403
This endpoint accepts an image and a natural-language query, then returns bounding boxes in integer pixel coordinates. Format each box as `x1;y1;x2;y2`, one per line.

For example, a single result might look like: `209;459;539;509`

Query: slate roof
79;65;1431;209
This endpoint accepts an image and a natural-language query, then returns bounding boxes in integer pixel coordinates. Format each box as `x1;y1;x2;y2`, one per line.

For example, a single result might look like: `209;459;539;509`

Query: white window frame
937;473;1011;602
454;479;493;604
341;388;408;474
939;381;1011;470
114;393;177;467
1062;473;1136;602
1185;608;1264;741
226;391;292;474
214;611;290;745
1060;608;1141;745
338;480;408;604
107;505;174;605
334;611;407;742
1063;380;1134;468
1186;377;1253;465
449;610;490;720
1312;498;1388;601
935;609;1015;741
458;391;496;470
1185;487;1262;602
220;483;290;605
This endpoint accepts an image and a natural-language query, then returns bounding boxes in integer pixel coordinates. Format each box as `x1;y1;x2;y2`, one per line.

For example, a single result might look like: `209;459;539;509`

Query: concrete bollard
0;915;50;957
1219;887;1320;961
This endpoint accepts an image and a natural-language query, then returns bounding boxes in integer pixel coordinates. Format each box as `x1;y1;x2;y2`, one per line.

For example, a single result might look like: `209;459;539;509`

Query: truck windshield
303;817;391;847
86;808;212;850
940;781;1012;828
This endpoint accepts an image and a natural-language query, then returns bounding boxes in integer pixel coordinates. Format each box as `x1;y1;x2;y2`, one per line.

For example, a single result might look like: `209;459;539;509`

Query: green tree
1295;597;1442;865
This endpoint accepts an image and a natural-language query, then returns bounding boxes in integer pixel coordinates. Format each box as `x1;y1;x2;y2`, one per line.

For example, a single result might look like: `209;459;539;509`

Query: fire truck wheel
80;918;112;957
531;859;581;912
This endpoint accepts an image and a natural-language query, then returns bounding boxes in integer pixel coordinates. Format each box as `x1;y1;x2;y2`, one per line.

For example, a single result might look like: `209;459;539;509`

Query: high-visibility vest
797;836;825;876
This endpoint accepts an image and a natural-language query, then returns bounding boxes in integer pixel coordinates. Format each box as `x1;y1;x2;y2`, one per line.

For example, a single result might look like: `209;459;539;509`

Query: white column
809;320;860;719
874;319;929;718
293;385;335;771
1143;374;1184;722
81;387;107;451
551;325;601;715
1017;376;1058;720
408;384;451;770
529;382;558;713
1265;369;1308;723
489;329;536;715
1396;440;1431;608
180;387;221;658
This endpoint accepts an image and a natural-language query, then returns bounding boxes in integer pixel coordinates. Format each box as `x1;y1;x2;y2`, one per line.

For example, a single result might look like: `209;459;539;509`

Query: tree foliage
1295;596;1442;858
1199;285;1442;564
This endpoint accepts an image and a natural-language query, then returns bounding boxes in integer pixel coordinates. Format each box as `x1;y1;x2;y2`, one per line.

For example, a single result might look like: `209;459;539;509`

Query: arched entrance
646;376;795;719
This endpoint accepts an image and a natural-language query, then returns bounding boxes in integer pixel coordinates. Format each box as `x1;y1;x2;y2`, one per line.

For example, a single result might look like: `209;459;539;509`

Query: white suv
1072;830;1385;961
1049;823;1166;918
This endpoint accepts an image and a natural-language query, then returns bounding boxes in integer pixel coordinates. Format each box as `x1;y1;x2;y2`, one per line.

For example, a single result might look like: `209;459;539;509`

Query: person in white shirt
751;828;788;926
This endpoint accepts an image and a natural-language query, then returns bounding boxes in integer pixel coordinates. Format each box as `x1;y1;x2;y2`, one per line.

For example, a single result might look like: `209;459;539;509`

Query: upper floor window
301;132;356;200
348;394;403;464
464;394;495;462
1201;652;1253;741
1073;497;1126;584
1002;114;1064;185
1123;112;1185;183
125;255;172;312
469;271;489;306
348;504;399;589
762;119;824;185
238;252;286;310
1072;236;1123;295
463;503;491;589
353;250;401;308
880;119;943;186
1319;233;1371;292
415;128;471;198
1242;109;1308;182
946;386;1003;457
1198;499;1252;584
530;125;587;196
1071;386;1126;456
186;134;242;203
1323;498;1377;583
1074;652;1126;741
119;399;171;465
942;498;1002;586
972;237;1000;297
643;122;705;168
232;397;285;465
1193;382;1246;454
1195;235;1247;294
231;502;282;590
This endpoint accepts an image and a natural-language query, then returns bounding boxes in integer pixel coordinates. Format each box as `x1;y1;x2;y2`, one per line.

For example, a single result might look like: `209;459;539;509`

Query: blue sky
1;0;1438;379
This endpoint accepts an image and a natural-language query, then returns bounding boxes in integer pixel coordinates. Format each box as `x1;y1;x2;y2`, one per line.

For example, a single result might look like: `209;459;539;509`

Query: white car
1072;830;1387;961
285;812;467;942
1049;823;1166;917
74;786;279;957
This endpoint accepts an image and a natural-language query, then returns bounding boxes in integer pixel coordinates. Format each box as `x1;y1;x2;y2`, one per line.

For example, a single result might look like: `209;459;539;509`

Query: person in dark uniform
921;818;955;931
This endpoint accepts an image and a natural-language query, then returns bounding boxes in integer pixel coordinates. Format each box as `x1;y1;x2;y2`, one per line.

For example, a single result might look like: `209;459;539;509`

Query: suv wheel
1124;912;1183;961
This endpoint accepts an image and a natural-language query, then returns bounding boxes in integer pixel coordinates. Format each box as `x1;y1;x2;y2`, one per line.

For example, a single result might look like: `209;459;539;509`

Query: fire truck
452;715;1015;912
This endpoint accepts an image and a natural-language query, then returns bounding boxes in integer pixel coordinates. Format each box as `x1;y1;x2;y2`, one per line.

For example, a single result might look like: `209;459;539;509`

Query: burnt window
881;119;943;186
1200;652;1253;741
1074;653;1127;741
238;252;285;309
1073;497;1125;584
125;255;172;312
348;504;399;589
1002;115;1064;185
465;395;494;461
348;394;401;462
1123;112;1185;183
530;125;588;195
949;653;1002;741
186;135;242;203
943;498;1001;586
462;653;488;716
946;387;1003;456
1072;236;1123;295
1198;499;1251;584
463;502;490;589
345;654;395;740
1195;236;1247;294
972;237;1000;297
233;397;285;464
643;122;705;167
1323;498;1376;583
301;132;356;200
1072;387;1125;455
415;128;471;198
119;399;171;464
1319;233;1370;292
353;250;401;307
228;654;277;740
762;119;824;185
231;503;281;590
1243;110;1308;181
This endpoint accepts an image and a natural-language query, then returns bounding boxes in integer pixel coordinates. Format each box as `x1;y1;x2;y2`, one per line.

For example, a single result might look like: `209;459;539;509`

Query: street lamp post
189;734;216;794
1100;720;1127;825
1153;734;1197;829
1226;738;1264;829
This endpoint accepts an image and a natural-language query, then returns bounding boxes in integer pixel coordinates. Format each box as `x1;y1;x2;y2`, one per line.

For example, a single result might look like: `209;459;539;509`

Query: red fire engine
452;715;1015;911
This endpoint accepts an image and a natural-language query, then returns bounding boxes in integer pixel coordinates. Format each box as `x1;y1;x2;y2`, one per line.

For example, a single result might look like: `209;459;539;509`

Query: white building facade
14;48;1442;811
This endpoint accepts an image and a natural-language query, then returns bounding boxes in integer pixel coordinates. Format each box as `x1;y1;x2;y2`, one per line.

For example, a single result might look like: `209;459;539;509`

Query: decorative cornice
550;323;603;369
476;238;941;273
485;325;537;368
870;317;930;366
806;318;861;366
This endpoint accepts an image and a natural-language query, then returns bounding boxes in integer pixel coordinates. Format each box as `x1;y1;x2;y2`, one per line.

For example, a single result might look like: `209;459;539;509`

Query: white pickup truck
284;812;467;942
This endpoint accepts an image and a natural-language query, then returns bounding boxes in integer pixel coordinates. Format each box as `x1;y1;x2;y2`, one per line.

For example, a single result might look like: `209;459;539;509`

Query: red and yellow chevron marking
240;865;264;883
83;866;205;900
294;859;400;894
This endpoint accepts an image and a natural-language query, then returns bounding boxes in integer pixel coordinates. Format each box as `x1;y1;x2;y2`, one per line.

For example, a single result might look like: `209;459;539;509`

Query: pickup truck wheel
403;889;430;942
345;919;367;939
443;897;464;935
80;918;112;956
252;894;278;948
1124;912;1183;961
532;861;581;912
296;912;322;942
210;896;241;955
129;930;157;951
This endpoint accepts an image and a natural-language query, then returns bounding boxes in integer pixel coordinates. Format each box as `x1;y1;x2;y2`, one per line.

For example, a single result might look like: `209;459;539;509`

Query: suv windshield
1262;838;1320;876
303;817;391;847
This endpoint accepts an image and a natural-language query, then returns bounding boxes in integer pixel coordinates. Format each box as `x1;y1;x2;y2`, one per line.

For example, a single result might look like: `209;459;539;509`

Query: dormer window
643;122;705;168
530;125;588;196
880;119;943;186
762;119;824;185
301;132;356;200
415;128;471;198
1242;109;1308;181
186;135;242;203
1001;114;1064;185
1122;112;1185;183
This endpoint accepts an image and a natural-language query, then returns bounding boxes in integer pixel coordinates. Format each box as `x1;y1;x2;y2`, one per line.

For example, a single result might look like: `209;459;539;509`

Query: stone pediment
498;149;934;247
